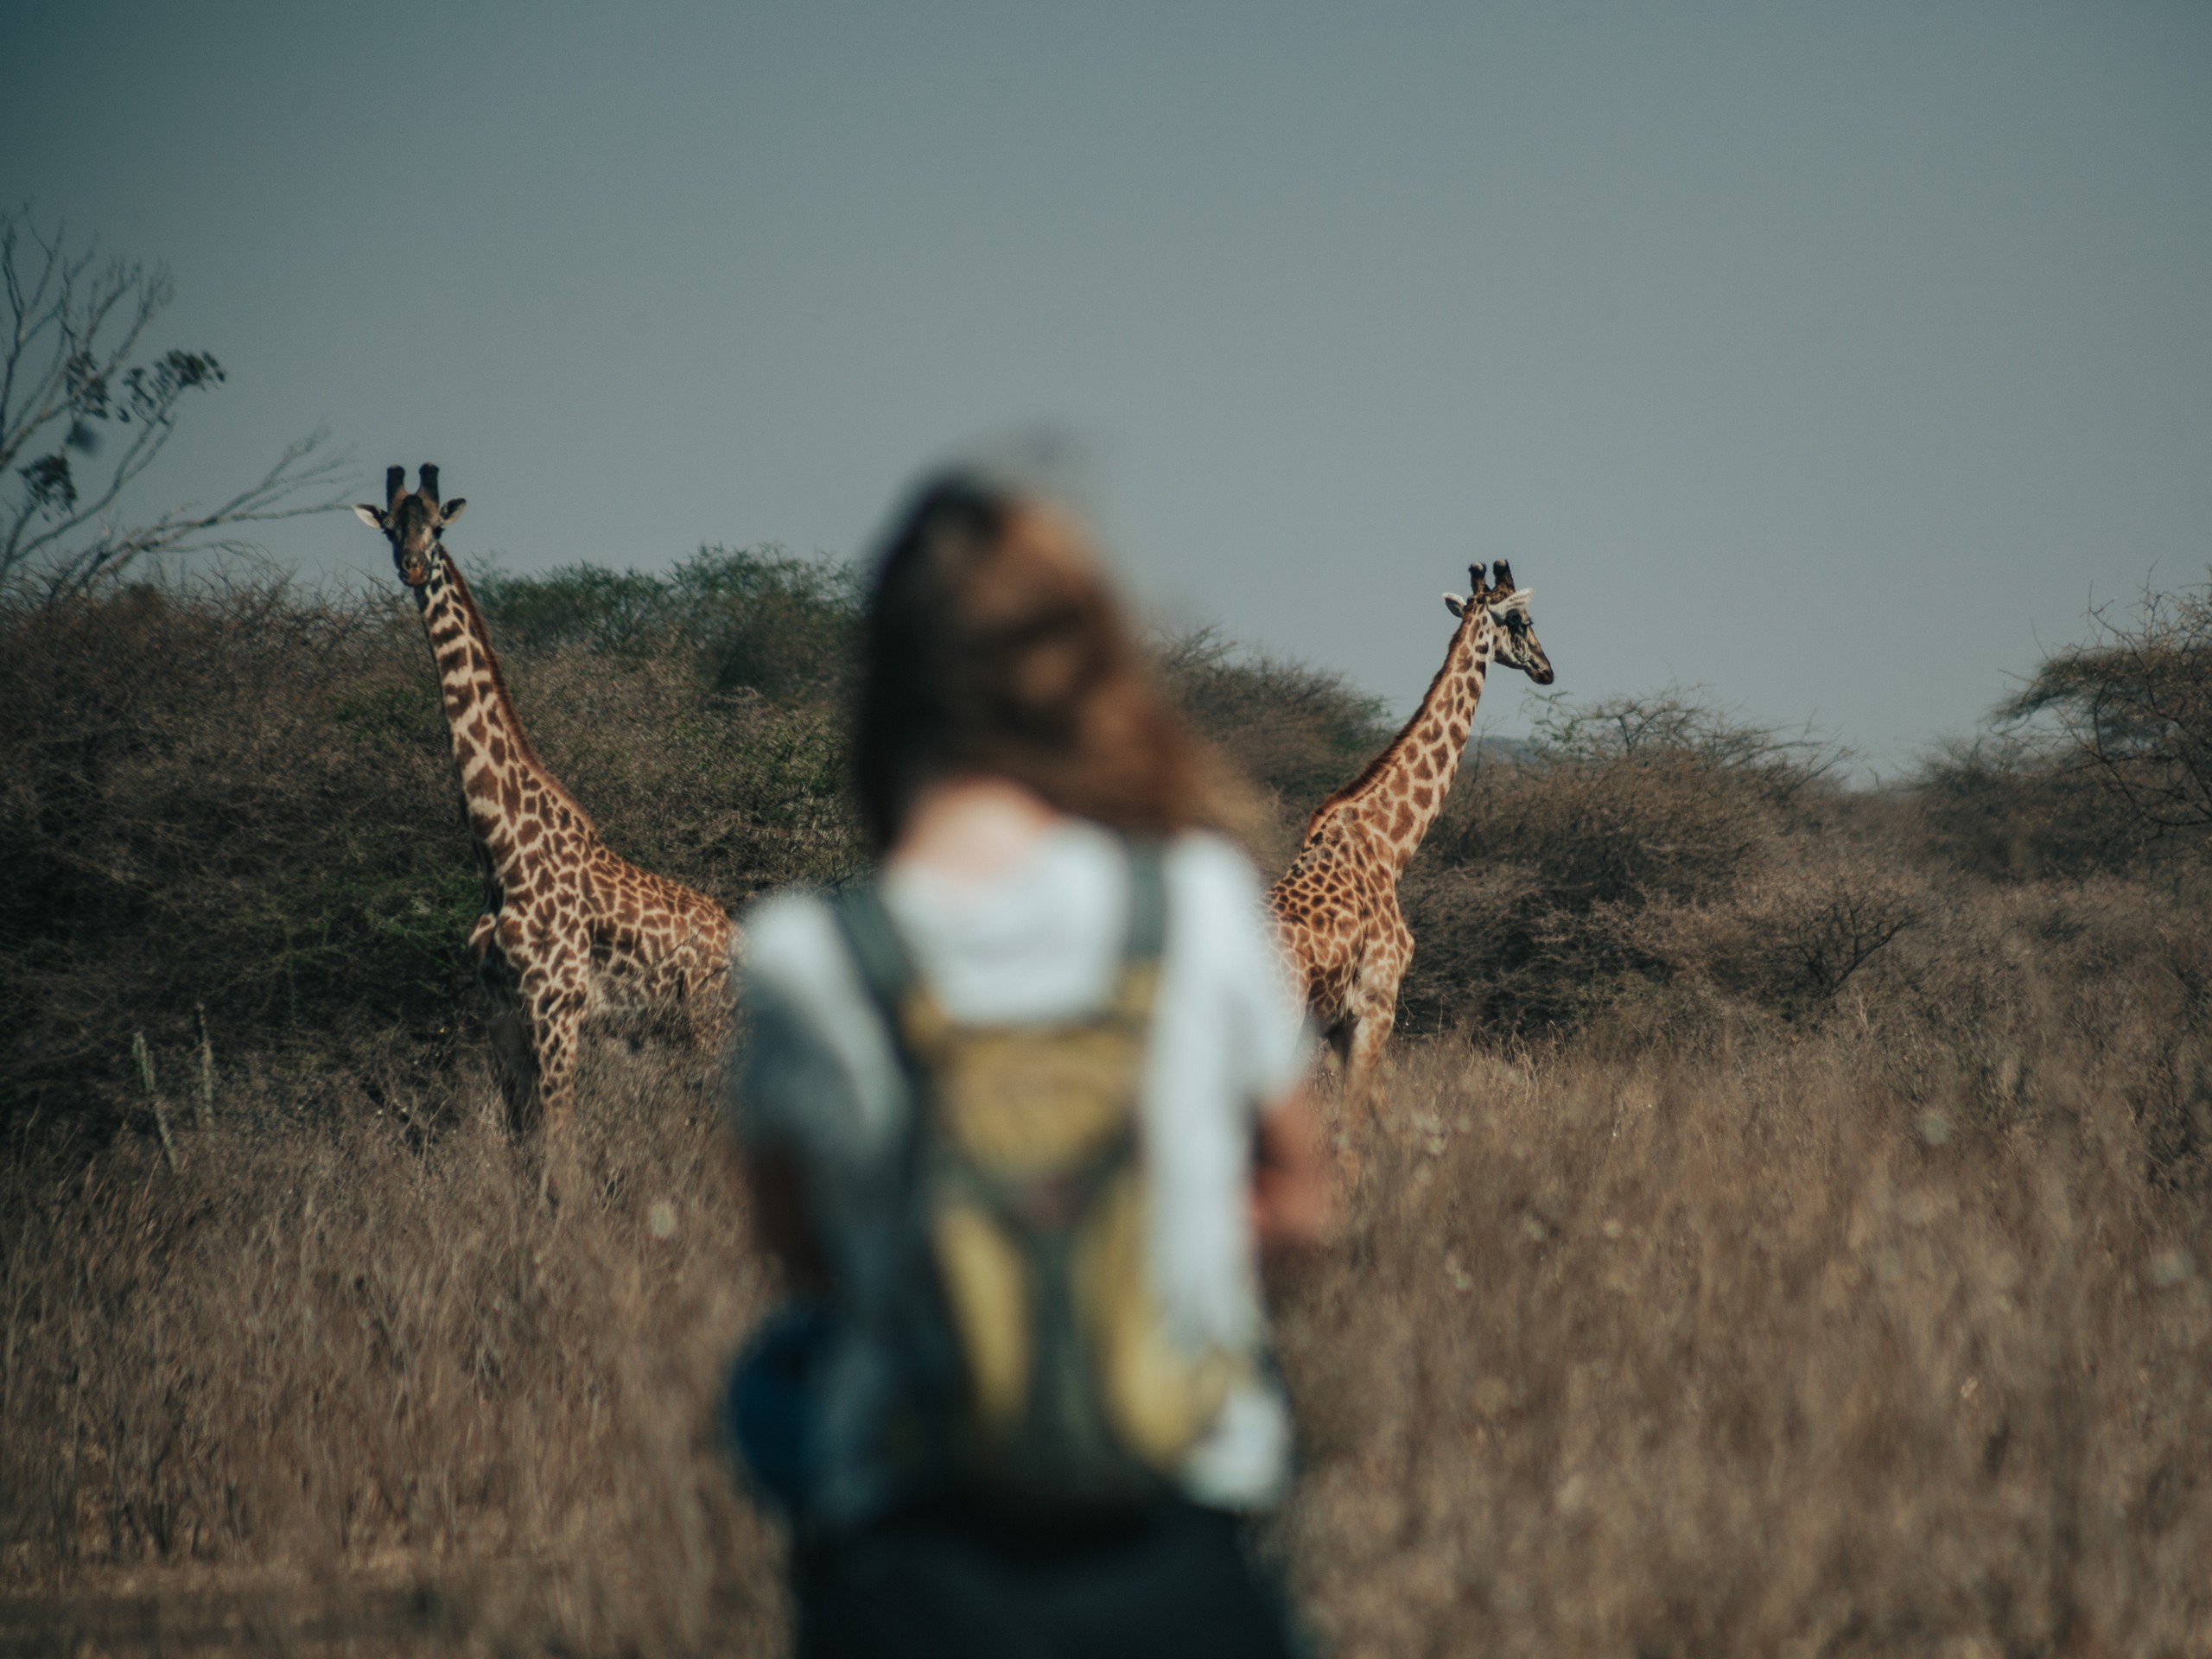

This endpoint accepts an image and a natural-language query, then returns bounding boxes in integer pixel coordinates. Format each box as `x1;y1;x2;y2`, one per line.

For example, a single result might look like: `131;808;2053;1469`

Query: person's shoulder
1159;830;1310;1085
739;887;850;998
1161;830;1270;908
1161;831;1281;963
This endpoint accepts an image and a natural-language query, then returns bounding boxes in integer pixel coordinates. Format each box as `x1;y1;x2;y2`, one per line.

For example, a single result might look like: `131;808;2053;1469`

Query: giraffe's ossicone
1266;560;1553;1172
355;465;739;1190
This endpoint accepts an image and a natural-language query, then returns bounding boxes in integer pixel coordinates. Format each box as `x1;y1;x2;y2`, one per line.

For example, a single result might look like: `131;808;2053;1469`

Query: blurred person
727;471;1330;1659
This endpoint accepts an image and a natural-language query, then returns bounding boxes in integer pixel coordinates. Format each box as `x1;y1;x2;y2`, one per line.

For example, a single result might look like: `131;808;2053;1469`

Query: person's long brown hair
853;471;1219;851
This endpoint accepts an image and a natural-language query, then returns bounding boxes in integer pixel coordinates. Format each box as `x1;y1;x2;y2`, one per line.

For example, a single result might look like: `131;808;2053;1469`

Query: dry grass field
5;561;2212;1656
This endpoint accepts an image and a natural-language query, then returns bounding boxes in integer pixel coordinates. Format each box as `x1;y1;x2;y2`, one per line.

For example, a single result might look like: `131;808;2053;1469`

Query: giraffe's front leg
1335;999;1397;1192
1340;922;1411;1183
524;969;589;1137
682;922;738;1062
515;952;590;1207
473;920;542;1135
1343;1000;1397;1130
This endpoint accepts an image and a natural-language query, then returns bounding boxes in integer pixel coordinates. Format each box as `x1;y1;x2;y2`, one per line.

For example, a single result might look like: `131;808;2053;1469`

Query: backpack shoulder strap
829;880;952;1057
1111;838;1167;1021
830;879;915;1013
1122;838;1166;965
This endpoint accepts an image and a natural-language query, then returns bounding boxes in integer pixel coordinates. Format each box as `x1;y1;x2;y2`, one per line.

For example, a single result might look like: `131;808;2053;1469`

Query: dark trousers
793;1497;1306;1659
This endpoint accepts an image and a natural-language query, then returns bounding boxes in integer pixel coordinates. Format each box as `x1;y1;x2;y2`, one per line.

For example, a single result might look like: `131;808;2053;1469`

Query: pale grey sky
7;1;2209;768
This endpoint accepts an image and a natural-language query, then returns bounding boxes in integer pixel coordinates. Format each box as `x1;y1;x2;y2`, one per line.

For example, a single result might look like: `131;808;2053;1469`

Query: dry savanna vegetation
4;555;2212;1656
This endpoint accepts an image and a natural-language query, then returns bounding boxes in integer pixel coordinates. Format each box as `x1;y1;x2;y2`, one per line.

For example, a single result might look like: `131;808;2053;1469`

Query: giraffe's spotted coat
358;467;738;1156
1265;561;1553;1158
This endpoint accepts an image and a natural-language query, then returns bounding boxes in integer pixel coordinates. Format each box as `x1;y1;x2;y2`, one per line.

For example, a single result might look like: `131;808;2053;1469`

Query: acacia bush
1913;734;2149;882
0;556;864;1141
0;579;466;1131
2006;576;2212;841
1900;575;2212;885
475;545;866;706
1156;626;1390;861
1397;691;1898;1037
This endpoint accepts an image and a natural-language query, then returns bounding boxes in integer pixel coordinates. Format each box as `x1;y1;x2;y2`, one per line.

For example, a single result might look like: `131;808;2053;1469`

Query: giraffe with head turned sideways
1268;559;1554;1158
354;466;737;1181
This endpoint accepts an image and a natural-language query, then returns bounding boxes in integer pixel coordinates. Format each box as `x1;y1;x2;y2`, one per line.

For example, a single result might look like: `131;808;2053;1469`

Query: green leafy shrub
0;581;470;1130
475;545;865;705
0;556;867;1142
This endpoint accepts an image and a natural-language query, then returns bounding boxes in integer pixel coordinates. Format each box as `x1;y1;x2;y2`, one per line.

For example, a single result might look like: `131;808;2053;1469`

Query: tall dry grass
6;1009;2209;1655
0;1039;785;1653
1287;1033;2212;1659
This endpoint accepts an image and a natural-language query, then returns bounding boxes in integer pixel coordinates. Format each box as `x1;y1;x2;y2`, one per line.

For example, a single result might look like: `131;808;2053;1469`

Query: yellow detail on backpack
1074;1173;1236;1464
836;848;1231;1504
931;1201;1030;1432
905;972;1235;1487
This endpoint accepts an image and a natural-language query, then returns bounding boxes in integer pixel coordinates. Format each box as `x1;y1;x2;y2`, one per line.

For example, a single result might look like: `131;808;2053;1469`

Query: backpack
831;840;1237;1510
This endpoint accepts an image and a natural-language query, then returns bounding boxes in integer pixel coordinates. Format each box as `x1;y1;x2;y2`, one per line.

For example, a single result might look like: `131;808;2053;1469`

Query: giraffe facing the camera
355;466;736;1184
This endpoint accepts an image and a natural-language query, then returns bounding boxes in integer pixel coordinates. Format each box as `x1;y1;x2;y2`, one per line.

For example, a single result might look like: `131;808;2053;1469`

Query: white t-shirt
733;821;1311;1523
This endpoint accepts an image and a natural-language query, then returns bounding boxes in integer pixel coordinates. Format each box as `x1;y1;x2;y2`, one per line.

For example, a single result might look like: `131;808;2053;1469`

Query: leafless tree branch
1528;684;1849;803
2;205;349;603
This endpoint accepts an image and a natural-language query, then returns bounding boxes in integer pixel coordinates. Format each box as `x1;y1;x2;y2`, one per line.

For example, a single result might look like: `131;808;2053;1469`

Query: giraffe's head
1445;559;1554;685
353;463;467;589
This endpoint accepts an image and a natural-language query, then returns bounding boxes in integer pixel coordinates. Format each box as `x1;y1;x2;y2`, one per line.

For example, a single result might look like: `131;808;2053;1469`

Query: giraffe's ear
353;504;387;529
1443;593;1466;618
437;499;467;527
1485;588;1535;623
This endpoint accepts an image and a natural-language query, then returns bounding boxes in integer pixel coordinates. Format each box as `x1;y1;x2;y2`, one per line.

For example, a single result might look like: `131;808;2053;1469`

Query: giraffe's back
576;842;736;1016
1268;813;1385;1026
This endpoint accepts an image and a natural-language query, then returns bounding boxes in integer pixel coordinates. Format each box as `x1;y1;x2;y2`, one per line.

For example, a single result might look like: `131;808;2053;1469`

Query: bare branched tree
1786;873;1920;1007
1527;684;1847;803
2006;579;2212;838
2;206;349;603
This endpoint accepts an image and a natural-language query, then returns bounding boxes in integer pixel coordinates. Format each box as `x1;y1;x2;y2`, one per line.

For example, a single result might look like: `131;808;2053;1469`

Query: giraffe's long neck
416;555;588;876
1311;613;1493;874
